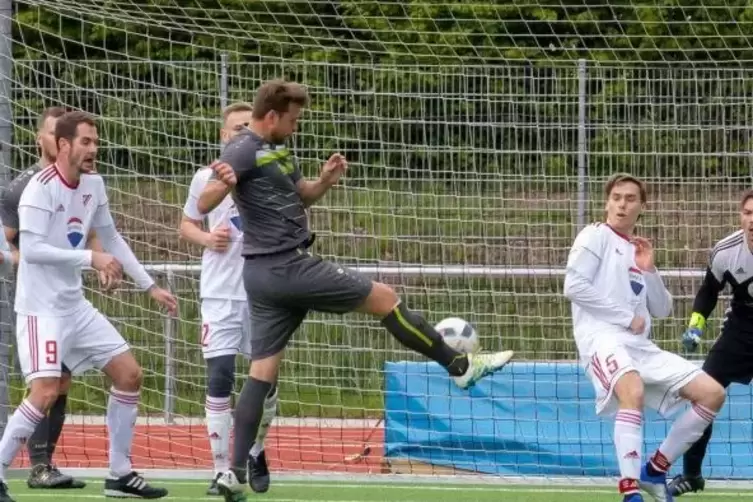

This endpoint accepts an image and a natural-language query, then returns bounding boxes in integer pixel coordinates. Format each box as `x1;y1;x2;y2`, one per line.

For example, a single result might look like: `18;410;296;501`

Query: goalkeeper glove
681;312;705;353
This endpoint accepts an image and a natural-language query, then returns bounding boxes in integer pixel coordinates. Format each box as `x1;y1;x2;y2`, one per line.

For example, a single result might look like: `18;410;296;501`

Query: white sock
107;387;139;478
0;399;44;480
614;409;642;486
250;386;278;458
653;403;717;470
205;395;232;475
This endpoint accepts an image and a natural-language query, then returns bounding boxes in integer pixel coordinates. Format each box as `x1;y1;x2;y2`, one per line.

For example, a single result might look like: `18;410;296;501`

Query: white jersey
565;223;673;357
183;167;245;301
15;166;109;316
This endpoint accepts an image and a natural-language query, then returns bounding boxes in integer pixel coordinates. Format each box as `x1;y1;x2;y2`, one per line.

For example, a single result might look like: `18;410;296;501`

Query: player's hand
632;236;656;272
629;315;646;335
681;327;702;353
149;286;178;316
91;251;123;285
206;225;231;253
319;153;347;187
98;269;121;293
211;161;237;187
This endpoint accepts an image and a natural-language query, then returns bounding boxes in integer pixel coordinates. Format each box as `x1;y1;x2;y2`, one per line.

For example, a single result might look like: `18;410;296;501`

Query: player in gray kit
0;107;87;490
197;79;516;501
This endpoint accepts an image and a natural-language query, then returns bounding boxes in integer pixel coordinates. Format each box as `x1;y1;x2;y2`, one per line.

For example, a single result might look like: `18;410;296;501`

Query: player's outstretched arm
3;227;18;265
296;153;347;207
564;229;635;329
181;169;230;252
681;249;726;352
0;224;13;277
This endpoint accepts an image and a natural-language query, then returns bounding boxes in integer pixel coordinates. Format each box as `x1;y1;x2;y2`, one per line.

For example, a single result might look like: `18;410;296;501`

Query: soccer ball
434;317;480;354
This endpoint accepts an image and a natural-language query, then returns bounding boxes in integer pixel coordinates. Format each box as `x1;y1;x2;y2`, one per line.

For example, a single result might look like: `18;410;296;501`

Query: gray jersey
0;163;42;247
219;130;310;256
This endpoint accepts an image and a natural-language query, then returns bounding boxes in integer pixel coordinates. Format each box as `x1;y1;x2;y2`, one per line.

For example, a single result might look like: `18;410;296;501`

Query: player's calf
613;372;646;497
360;282;513;386
205;354;235;495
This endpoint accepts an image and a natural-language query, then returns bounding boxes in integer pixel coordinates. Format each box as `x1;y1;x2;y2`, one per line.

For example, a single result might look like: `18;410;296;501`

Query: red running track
12;422;385;473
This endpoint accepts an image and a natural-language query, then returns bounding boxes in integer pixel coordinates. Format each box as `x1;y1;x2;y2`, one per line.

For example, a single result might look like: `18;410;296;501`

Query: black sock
46;393;67;461
231;377;273;482
381;302;469;376
28;406;52;466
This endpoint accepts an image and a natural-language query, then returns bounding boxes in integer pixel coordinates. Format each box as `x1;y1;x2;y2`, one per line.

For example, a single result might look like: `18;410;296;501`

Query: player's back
189;166;245;301
567;223;653;351
221;129;311;256
15;166;104;316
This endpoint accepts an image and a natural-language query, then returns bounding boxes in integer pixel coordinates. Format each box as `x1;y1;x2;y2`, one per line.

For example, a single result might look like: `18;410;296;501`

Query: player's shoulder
225;129;262;153
574;222;609;243
710;229;744;262
191;165;214;184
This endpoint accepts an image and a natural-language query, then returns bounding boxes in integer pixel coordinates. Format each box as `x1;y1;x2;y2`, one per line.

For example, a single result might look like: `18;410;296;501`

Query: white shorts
17;305;130;383
200;299;251;360
584;338;702;418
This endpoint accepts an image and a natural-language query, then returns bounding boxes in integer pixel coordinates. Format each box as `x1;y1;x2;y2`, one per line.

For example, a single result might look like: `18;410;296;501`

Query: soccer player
564;173;726;502
180;102;277;495
0;106;89;490
0;111;178;502
666;189;753;497
197;79;515;501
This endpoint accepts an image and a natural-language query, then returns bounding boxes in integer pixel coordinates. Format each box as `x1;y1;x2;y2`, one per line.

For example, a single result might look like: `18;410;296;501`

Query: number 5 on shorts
605;354;619;375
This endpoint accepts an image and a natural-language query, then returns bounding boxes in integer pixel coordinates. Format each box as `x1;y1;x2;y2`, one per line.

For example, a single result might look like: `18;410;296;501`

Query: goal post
2;0;753;484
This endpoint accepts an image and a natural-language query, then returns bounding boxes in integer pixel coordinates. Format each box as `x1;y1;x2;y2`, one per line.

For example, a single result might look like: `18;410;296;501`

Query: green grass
4;479;753;501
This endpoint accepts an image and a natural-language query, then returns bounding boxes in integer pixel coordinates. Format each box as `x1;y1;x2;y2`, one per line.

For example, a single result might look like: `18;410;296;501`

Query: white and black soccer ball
434;317;480;354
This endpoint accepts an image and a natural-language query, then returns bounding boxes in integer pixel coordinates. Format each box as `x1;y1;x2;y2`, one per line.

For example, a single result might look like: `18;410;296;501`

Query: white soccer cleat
216;470;248;502
453;350;514;390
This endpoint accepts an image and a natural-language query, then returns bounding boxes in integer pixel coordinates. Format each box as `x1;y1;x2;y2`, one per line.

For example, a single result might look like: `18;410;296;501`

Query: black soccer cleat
104;471;168;499
0;482;15;502
248;449;270;493
207;472;222;496
668;474;706;497
27;464;76;489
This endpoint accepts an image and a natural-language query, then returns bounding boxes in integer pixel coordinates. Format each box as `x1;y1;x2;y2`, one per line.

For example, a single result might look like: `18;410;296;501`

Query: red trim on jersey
53;164;79;189
38;166;57;184
605;224;631;242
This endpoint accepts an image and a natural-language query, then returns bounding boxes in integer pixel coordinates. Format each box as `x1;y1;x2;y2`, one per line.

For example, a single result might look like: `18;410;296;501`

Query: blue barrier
384;361;753;479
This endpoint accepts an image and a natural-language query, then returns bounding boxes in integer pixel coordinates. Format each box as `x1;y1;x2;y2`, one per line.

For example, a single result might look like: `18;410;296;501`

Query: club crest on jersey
628;266;644;295
66;217;84;247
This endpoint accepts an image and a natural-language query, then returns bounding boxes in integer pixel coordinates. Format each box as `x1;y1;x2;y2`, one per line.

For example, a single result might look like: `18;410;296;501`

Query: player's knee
696;376;726;411
113;364;143;392
614;371;644;409
206;355;235;398
28;378;61;412
361;282;399;317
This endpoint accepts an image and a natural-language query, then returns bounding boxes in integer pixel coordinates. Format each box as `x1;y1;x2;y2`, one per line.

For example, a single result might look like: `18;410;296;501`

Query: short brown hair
36;106;67;130
740;189;753;209
251;79;309;120
604;172;648;203
54;111;96;148
222;101;253;123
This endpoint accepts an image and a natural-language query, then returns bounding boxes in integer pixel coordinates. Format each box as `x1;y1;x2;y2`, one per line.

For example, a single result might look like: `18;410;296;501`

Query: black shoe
104;471;168;499
49;465;86;489
27;464;73;489
248;450;270;493
668;474;706;497
0;482;14;502
207;472;222;496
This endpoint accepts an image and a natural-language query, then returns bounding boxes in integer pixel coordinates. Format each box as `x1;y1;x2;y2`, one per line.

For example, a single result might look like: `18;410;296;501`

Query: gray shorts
243;248;373;359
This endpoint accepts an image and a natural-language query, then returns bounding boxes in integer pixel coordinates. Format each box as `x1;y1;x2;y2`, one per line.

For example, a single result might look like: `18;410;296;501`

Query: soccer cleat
667;474;705;497
27;463;74;489
0;482;15;502
51;465;86;489
207;472;222;496
216;470;248;502
104;471;168;499
639;463;673;502
249;449;270;493
453;350;514;390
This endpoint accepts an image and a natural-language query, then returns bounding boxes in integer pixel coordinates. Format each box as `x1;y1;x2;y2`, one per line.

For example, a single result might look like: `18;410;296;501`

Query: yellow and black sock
381;302;469;376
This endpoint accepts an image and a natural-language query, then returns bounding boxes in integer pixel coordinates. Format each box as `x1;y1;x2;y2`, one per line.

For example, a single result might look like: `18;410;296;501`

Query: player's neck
38;156;54;169
605;221;634;240
247;122;272;143
54;160;80;185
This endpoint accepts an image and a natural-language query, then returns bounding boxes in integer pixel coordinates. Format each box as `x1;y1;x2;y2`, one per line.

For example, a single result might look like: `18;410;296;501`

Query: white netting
0;0;750;481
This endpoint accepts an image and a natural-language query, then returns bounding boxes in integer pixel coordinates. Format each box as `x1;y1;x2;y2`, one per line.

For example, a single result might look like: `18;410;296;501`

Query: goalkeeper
669;189;753;497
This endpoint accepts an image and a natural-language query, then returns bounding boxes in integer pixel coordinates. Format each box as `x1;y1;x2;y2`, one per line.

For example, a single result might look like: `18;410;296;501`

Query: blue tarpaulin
384;361;753;478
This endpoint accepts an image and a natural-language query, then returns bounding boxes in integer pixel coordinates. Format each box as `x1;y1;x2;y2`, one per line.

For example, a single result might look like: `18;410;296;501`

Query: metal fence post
576;58;588;231
163;269;176;424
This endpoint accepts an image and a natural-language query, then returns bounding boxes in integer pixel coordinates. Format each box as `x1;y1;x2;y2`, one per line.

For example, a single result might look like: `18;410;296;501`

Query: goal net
2;0;753;483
